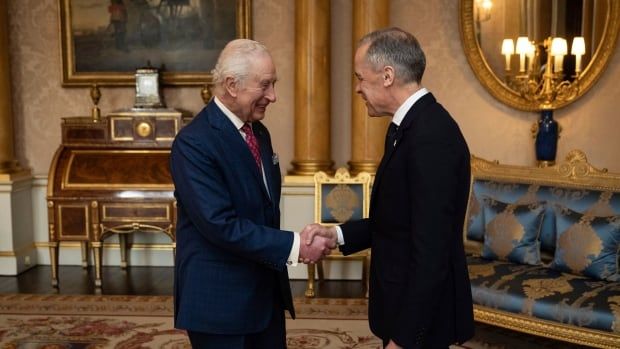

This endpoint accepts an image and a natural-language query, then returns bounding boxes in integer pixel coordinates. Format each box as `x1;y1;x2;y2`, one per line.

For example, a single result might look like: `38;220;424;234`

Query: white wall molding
0;174;36;275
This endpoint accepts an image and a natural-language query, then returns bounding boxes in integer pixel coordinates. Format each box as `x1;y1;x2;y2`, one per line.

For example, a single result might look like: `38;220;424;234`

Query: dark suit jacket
340;93;474;348
170;101;295;335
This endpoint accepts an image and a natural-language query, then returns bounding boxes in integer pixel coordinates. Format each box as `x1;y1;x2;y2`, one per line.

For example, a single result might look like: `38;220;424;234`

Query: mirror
460;0;620;111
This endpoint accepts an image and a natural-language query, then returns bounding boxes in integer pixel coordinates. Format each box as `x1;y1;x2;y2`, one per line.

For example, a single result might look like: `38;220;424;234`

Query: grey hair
211;39;270;94
358;27;426;84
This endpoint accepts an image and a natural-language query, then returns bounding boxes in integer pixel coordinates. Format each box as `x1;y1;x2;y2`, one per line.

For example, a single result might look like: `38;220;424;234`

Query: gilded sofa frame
466;149;620;348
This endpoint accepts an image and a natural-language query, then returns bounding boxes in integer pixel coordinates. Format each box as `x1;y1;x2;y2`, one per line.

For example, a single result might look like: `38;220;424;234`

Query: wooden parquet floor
0;265;366;298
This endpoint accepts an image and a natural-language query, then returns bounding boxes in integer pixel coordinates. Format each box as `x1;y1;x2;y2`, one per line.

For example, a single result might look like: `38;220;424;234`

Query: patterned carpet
0;295;379;348
0;294;588;348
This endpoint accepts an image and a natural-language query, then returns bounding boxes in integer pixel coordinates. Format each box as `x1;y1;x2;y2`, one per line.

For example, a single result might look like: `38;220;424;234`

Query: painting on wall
59;0;252;86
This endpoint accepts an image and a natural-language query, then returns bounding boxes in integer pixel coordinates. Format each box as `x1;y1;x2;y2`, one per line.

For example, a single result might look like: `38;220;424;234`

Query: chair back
305;167;372;298
314;168;371;225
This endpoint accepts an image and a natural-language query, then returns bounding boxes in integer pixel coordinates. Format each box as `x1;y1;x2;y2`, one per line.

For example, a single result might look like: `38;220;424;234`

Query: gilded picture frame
59;0;252;86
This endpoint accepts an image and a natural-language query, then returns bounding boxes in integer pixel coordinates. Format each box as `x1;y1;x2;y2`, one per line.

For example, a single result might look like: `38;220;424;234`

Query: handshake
298;224;338;264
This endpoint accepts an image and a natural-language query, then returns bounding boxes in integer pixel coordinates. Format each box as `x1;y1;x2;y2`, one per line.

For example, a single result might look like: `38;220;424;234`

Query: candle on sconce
526;42;536;73
515;36;530;73
501;39;514;71
571;36;586;74
551;37;567;73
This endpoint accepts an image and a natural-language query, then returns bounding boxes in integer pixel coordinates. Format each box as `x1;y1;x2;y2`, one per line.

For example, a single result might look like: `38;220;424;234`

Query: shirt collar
392;87;429;127
214;96;246;130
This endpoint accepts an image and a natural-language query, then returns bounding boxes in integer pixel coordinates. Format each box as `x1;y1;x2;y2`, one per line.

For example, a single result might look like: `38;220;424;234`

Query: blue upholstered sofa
465;150;620;348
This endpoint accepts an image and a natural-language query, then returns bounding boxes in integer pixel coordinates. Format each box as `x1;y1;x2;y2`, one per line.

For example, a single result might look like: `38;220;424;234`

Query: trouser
187;300;286;349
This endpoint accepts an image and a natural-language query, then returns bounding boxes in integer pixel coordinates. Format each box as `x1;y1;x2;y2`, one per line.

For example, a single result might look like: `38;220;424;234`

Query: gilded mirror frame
459;0;620;111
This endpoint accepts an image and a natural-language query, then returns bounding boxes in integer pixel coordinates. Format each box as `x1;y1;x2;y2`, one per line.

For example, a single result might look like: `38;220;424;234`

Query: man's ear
224;76;238;97
382;66;395;87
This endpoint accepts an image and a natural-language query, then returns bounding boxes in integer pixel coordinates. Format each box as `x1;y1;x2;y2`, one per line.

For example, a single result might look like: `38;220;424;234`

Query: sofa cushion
467;181;533;242
481;198;545;265
467;180;620;254
468;255;620;333
550;205;620;281
466;193;485;242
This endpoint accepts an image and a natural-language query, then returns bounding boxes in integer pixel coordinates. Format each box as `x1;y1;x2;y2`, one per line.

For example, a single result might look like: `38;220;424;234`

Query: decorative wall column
0;0;35;275
289;0;333;176
0;0;21;176
348;0;389;175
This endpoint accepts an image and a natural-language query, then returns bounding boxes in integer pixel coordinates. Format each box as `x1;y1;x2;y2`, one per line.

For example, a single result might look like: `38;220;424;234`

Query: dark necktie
241;123;262;170
385;122;398;151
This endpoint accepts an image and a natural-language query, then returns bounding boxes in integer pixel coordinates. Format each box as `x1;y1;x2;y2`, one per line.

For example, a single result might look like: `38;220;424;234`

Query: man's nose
266;85;276;103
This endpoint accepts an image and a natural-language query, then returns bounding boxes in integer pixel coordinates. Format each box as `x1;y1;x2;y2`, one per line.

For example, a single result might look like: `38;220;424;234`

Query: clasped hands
298;224;338;264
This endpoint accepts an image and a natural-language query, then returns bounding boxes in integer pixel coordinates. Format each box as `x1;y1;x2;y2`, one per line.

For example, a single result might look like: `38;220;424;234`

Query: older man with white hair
170;39;333;349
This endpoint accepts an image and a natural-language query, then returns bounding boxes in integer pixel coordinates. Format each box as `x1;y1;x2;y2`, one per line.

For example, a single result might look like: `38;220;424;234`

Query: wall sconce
571;37;586;74
514;36;530;73
550;37;567;73
501;38;514;73
500;35;585;166
475;0;493;22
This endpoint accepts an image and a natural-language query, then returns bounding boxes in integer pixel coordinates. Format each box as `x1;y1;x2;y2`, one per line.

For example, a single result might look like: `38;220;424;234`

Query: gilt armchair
305;167;371;298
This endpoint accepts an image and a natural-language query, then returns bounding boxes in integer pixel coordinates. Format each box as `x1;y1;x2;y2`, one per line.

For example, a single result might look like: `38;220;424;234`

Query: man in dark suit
304;28;475;349
170;39;333;349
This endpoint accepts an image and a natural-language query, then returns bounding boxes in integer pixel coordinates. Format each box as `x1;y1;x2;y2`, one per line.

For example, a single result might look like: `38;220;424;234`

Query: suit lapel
207;102;270;198
371;137;397;202
371;93;437;211
255;125;274;202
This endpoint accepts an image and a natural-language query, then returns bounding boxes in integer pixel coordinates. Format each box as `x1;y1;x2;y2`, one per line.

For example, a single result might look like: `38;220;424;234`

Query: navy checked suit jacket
170;101;295;335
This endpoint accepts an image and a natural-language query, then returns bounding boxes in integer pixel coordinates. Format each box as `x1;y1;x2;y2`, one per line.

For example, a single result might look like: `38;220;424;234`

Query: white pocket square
272;153;279;165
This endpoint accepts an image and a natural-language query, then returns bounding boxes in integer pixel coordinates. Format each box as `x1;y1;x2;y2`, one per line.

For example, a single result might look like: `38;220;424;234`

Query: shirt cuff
335;226;345;246
287;232;301;266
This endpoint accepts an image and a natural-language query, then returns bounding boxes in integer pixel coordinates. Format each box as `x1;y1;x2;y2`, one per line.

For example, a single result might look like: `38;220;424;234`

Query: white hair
211;39;270;95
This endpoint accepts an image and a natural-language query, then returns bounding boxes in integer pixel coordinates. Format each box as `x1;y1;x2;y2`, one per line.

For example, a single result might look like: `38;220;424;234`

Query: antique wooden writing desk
47;109;189;287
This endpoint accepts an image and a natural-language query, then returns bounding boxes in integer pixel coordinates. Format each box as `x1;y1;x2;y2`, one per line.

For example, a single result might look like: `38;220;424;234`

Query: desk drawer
101;203;171;223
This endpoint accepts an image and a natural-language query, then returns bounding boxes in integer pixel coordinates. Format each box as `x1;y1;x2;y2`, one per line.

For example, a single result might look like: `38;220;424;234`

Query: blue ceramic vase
535;110;558;163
